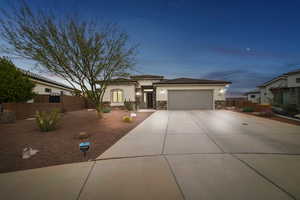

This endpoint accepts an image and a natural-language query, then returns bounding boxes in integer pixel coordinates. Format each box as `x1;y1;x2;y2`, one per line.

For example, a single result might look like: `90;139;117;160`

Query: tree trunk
95;104;103;119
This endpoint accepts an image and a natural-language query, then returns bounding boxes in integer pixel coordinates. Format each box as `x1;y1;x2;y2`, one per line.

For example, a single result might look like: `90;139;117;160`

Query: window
60;91;64;95
112;89;123;103
45;88;52;93
296;78;300;83
250;95;256;98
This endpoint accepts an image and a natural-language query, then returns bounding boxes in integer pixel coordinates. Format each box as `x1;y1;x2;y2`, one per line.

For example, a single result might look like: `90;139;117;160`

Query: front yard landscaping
0;109;153;173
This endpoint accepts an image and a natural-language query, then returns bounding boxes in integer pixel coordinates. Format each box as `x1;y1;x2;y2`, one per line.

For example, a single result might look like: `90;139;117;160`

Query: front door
146;93;153;108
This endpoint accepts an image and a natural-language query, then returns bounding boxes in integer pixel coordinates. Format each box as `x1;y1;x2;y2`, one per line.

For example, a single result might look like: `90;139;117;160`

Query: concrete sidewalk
1;110;300;200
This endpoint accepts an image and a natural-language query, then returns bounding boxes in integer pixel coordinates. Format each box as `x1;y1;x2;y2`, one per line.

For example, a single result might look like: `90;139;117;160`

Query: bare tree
0;2;136;118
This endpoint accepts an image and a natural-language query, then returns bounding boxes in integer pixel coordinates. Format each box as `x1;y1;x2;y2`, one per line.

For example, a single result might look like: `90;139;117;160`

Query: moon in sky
246;48;251;51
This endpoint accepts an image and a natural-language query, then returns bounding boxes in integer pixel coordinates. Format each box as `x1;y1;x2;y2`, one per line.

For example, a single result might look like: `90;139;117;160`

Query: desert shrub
242;107;254;112
282;104;298;115
36;109;61;132
102;107;111;113
122;115;133;123
124;99;134;111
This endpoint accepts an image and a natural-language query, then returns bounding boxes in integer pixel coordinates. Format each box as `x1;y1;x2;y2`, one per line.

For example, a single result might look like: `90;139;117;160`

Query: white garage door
168;90;213;110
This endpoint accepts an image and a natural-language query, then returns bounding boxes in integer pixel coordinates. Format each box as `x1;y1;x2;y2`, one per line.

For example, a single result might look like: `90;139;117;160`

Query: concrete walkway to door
1;110;300;200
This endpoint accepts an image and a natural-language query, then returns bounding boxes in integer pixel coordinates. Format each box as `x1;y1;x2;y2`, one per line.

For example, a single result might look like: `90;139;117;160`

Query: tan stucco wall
137;80;161;87
31;79;73;96
287;73;300;87
103;85;136;106
155;85;227;102
247;93;260;103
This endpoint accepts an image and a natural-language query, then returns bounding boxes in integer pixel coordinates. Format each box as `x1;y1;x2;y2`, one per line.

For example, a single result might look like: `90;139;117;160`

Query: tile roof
284;68;300;75
130;75;164;80
258;68;300;87
19;68;73;90
154;78;231;85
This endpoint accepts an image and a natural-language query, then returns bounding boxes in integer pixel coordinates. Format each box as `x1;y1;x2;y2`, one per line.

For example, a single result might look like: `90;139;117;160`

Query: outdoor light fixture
219;89;226;94
136;92;141;96
79;142;90;157
160;89;166;94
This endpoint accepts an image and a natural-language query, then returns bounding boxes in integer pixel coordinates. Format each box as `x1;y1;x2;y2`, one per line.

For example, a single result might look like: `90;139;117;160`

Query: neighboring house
258;69;300;107
245;89;260;103
102;75;231;110
20;69;74;103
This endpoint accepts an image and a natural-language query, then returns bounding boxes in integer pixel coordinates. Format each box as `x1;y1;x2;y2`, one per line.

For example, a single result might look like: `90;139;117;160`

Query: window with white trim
111;89;123;103
45;88;51;93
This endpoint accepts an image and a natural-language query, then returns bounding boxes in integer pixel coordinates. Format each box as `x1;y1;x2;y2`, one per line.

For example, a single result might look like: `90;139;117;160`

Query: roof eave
154;82;231;85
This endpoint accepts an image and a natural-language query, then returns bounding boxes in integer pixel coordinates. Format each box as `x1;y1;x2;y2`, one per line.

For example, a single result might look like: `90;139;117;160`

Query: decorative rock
78;132;90;140
130;113;137;117
22;147;39;159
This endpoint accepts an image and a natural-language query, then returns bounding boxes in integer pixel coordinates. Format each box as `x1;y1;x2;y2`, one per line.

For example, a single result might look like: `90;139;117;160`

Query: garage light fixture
219;89;226;94
136;92;141;96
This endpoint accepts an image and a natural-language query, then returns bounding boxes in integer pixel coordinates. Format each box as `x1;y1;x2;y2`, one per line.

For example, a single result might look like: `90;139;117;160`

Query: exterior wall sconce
160;90;166;94
136;92;141;96
219;89;226;94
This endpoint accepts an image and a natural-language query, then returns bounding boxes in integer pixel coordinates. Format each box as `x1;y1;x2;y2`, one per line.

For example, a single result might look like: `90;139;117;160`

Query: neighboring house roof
130;75;164;80
154;78;231;85
19;68;73;90
245;89;260;95
284;68;300;75
258;75;287;88
258;68;300;88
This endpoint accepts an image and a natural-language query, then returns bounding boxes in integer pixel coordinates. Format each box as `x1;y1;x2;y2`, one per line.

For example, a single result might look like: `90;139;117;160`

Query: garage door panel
168;90;213;110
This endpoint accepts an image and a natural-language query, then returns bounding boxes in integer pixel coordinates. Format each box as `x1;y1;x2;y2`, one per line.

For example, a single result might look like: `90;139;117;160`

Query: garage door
168;90;213;110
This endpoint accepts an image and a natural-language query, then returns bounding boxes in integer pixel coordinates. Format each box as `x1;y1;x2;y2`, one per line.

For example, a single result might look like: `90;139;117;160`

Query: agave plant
36;109;61;132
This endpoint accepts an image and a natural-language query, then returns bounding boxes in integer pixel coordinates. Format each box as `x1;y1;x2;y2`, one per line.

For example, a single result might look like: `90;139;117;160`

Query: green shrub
36;109;61;132
102;107;111;113
0;57;36;103
242;107;254;112
124;99;134;111
122;115;133;123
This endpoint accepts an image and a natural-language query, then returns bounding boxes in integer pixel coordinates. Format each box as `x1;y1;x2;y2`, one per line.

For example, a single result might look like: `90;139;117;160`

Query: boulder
78;132;90;140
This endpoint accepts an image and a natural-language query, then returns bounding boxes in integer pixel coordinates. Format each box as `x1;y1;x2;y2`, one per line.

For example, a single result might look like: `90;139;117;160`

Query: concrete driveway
1;110;300;200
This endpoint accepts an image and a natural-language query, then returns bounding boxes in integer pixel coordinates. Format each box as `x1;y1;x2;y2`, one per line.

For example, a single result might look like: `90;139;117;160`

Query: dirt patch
0;109;153;173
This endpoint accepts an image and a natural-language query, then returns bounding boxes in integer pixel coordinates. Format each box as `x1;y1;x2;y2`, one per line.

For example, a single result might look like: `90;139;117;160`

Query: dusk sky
2;0;300;96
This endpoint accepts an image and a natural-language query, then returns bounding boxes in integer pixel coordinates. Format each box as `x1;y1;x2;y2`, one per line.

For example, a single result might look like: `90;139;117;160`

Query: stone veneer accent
215;100;226;109
156;101;167;110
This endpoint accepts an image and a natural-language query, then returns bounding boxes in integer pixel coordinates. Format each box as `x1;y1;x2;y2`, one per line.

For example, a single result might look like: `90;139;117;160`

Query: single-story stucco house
258;69;300;107
245;89;260;103
102;75;231;110
19;69;74;103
